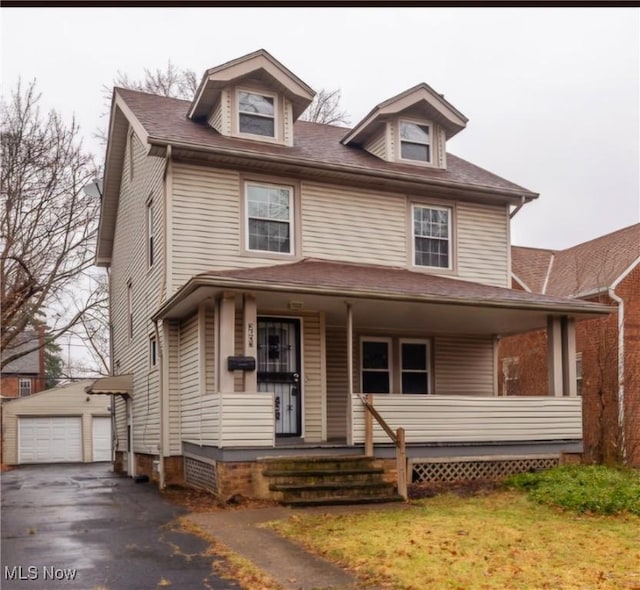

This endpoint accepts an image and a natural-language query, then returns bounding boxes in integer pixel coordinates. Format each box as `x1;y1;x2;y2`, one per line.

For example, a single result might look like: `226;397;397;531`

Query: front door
257;318;301;437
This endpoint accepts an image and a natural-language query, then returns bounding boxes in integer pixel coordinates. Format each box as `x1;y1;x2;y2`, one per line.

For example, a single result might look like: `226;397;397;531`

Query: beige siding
179;313;200;443
1;382;112;464
434;335;495;395
283;98;294;147
363;128;387;159
208;102;223;133
326;326;349;440
218;393;274;446
456;202;510;287
302;182;406;265
110;127;165;456
352;395;583;443
302;313;325;442
166;320;181;455
114;395;128;453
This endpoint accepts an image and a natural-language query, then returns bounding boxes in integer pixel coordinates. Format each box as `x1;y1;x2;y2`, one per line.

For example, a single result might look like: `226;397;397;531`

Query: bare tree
300;88;350;126
105;60;198;102
1;79;104;369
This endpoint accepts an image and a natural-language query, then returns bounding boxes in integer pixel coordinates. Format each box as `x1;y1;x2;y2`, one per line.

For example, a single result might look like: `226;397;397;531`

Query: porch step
259;455;403;506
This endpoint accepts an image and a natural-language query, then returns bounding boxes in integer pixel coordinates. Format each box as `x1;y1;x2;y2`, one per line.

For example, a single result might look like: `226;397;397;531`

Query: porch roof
85;374;134;397
154;259;611;334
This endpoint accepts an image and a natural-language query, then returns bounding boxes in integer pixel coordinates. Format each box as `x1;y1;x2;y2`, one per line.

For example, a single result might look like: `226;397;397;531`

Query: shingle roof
1;331;41;375
116;88;537;197
194;258;609;313
512;223;640;297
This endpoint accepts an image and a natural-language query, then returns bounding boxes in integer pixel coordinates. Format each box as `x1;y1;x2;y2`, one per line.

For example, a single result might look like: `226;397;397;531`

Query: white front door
18;417;83;463
92;416;112;462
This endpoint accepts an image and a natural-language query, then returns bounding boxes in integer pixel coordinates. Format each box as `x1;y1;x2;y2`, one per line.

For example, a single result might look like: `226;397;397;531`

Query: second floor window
413;205;452;269
239;91;275;138
246;183;293;254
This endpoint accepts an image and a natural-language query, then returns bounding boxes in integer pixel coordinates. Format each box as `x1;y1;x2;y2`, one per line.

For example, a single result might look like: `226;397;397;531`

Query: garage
1;381;112;465
92;416;112;461
19;417;83;463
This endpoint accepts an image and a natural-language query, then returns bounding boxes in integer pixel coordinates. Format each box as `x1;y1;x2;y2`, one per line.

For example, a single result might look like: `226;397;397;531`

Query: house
1;381;112;464
498;224;639;466
0;328;46;398
89;49;610;502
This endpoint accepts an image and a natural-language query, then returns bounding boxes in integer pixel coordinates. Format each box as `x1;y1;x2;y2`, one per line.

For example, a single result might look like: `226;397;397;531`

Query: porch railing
352;394;583;444
359;393;408;500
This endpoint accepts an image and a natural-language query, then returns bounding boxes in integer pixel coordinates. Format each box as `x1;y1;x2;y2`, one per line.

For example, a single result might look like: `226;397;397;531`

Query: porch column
243;294;257;393
547;316;564;396
218;292;236;393
561;317;577;396
346;302;354;445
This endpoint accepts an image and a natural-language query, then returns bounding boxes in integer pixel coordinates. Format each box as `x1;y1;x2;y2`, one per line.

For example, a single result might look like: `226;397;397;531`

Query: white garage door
19;417;83;463
92;416;112;462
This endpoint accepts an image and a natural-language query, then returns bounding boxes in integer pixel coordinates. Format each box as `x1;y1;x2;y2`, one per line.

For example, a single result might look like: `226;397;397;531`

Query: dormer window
238;91;275;138
399;121;431;163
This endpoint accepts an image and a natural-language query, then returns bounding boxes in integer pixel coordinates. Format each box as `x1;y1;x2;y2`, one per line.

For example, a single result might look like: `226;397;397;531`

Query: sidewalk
186;503;409;590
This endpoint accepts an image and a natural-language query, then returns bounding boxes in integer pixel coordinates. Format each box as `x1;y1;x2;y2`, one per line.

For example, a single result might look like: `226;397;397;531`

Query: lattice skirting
410;455;560;484
184;455;218;493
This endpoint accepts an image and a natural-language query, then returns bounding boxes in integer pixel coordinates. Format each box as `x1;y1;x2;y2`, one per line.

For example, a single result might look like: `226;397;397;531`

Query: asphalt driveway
1;463;241;590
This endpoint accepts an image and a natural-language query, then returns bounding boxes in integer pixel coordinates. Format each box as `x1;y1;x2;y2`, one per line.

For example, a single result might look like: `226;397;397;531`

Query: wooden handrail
360;393;408;500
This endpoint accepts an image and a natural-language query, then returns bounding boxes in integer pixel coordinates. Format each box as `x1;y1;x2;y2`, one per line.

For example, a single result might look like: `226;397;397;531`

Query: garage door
92;416;112;462
18;417;83;463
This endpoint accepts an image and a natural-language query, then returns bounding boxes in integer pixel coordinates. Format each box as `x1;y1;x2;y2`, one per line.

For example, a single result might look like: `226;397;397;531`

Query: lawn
270;487;640;589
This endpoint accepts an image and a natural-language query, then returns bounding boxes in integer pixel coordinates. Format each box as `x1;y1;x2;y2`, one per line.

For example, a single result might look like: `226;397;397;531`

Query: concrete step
284;494;405;507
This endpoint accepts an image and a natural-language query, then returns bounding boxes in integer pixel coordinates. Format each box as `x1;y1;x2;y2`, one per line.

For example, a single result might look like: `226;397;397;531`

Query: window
127;282;133;340
361;338;391;394
238;91;275;137
149;335;157;369
576;352;583;396
400;121;431;163
19;378;32;397
400;340;431;394
246;183;293;254
147;200;154;268
413;205;452;269
502;357;520;396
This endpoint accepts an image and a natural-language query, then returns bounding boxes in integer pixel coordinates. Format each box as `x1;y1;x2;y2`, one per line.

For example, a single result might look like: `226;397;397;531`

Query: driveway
1;463;240;590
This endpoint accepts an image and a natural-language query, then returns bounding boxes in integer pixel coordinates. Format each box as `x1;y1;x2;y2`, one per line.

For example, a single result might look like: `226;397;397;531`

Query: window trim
399;338;432;394
244;180;295;257
411;203;453;271
236;87;278;140
398;119;433;165
19;378;32;397
360;337;393;394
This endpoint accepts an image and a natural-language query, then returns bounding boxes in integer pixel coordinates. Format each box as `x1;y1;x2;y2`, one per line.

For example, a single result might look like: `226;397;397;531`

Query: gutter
147;136;538;205
608;287;626;462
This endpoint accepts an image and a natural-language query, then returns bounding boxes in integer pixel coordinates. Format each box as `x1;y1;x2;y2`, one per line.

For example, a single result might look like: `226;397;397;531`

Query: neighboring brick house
499;224;640;466
0;329;46;398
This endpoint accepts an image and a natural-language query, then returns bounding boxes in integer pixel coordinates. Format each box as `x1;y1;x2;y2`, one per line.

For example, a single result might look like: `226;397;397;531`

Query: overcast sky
2;7;639;250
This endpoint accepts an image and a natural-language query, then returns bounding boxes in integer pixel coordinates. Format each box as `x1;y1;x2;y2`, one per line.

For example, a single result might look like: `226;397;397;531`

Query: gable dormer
188;49;315;146
341;83;468;170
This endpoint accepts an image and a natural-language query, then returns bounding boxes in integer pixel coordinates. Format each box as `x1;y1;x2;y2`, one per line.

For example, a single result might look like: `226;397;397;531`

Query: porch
153;259;609;499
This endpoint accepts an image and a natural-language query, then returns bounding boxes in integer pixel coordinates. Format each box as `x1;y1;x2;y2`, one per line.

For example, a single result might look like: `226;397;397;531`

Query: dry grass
271;491;640;590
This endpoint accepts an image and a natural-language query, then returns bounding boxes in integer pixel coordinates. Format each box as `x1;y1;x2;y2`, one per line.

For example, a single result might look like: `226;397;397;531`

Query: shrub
506;465;640;515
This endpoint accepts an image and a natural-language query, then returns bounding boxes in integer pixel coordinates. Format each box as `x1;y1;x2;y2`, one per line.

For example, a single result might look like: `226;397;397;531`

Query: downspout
154;144;172;490
154;319;165;488
608;287;625;462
